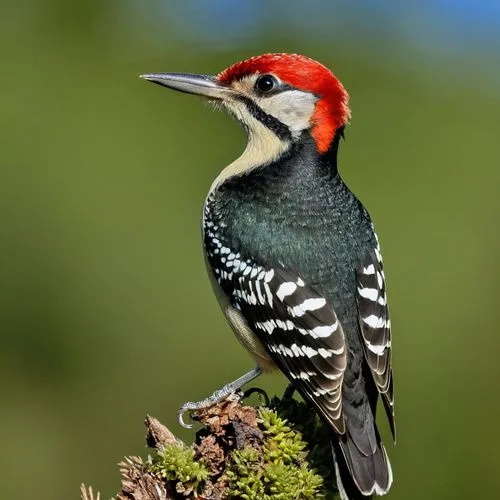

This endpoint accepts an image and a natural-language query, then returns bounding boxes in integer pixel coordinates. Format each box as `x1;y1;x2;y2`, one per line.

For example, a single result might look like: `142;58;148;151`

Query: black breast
204;136;376;328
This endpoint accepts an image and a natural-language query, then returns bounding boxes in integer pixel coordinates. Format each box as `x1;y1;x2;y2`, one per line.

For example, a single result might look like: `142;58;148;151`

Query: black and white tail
332;428;393;500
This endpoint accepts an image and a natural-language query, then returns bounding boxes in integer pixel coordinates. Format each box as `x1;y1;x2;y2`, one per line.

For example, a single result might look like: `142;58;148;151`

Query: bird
141;53;394;499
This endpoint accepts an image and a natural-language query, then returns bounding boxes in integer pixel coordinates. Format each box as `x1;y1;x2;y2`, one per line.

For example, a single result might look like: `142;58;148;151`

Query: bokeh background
1;1;500;499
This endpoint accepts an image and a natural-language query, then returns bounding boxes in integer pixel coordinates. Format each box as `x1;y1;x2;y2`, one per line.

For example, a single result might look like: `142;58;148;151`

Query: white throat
208;100;291;195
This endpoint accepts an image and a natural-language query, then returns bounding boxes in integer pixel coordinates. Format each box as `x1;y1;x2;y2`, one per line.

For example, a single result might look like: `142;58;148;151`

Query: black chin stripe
236;95;292;142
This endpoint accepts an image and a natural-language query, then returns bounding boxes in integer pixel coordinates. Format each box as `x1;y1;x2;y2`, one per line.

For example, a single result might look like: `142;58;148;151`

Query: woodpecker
141;53;394;499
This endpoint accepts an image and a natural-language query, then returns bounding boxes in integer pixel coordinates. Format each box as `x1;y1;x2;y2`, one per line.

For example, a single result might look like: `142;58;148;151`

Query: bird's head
141;53;350;156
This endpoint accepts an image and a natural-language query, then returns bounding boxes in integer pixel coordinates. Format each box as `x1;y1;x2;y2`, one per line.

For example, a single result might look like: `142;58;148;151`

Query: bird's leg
177;366;263;428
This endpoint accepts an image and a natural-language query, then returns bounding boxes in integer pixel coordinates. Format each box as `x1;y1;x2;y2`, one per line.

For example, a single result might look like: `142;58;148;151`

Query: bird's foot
177;388;242;429
177;366;263;429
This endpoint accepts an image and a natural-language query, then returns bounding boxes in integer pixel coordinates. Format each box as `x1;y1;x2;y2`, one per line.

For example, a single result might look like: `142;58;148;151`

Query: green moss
150;443;209;496
226;447;266;498
144;400;341;498
226;408;324;499
271;396;339;498
260;407;307;463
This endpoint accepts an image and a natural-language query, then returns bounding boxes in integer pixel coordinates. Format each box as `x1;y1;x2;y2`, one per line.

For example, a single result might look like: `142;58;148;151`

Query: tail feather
332;429;392;499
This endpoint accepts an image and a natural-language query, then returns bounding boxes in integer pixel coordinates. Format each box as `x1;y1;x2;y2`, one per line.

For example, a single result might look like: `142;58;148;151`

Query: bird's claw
177;403;195;429
242;387;270;407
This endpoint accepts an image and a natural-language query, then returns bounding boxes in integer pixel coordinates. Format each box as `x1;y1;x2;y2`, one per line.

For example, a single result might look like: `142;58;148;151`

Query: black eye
255;74;278;92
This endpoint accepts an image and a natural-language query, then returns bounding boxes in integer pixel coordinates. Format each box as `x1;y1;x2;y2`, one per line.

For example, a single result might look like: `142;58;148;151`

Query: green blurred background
1;1;499;498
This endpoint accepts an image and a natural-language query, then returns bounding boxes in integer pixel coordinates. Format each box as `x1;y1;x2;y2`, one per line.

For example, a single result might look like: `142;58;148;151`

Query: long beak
140;72;229;99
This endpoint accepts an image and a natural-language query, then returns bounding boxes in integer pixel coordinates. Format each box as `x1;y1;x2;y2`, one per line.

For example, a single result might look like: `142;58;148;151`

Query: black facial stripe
236;95;292;142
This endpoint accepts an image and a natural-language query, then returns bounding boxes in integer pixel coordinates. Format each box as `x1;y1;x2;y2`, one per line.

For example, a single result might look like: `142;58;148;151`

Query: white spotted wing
227;263;347;434
356;233;395;438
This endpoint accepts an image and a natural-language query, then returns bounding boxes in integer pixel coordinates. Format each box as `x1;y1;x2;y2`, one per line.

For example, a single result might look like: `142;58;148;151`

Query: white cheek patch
258;90;317;133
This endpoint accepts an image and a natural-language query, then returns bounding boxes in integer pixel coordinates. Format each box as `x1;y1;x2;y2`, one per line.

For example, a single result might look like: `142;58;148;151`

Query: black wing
214;255;347;434
356;232;395;439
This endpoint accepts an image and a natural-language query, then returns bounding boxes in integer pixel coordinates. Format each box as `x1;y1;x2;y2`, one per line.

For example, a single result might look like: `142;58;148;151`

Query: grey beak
140;72;229;99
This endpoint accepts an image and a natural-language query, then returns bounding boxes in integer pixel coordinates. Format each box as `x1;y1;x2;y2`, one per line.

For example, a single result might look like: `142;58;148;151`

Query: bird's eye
255;74;278;93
